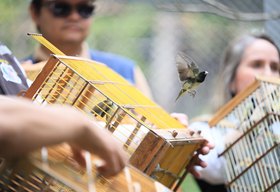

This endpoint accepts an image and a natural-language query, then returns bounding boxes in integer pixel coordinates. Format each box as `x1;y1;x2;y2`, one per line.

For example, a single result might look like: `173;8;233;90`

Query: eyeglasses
43;1;95;19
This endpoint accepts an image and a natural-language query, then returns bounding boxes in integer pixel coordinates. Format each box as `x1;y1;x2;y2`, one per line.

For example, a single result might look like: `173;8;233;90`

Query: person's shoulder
90;49;135;67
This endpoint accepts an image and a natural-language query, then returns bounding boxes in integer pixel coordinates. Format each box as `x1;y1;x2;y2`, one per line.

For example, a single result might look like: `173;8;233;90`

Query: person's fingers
97;164;121;177
70;142;126;177
189;166;201;178
200;146;210;155
96;152;126;177
187;154;208;178
70;145;86;167
186;139;214;178
206;142;215;149
195;157;207;168
75;126;128;177
94;139;128;177
171;112;189;127
197;141;215;155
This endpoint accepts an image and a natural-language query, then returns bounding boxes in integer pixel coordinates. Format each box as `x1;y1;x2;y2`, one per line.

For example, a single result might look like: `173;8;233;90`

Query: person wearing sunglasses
26;0;214;184
27;0;152;98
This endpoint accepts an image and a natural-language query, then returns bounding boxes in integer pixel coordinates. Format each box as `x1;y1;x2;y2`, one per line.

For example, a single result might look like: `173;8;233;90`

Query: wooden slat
209;79;260;127
210;76;280;127
27;33;65;56
25;56;58;99
129;131;165;171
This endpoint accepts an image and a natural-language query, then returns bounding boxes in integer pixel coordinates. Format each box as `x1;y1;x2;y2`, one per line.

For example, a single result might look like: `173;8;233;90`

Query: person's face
231;39;280;94
31;0;94;46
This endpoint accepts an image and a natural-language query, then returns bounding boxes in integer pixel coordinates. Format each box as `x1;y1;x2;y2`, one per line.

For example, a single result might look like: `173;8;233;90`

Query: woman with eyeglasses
190;33;280;192
27;0;153;98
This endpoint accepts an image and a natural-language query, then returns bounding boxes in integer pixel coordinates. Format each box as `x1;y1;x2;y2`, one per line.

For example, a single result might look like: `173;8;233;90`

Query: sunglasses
43;1;95;19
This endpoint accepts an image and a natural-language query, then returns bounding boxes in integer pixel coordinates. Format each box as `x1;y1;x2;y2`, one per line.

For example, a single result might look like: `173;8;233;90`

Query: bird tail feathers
175;89;185;101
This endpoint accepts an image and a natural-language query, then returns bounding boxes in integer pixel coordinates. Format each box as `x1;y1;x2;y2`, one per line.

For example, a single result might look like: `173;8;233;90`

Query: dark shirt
196;178;227;192
0;43;28;95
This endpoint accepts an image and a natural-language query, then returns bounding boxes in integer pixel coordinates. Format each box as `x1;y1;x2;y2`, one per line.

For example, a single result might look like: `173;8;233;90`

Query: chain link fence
1;0;280;119
147;0;280;119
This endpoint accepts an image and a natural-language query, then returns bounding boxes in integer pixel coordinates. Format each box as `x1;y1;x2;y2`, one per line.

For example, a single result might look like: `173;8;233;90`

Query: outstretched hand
188;141;214;178
71;122;129;178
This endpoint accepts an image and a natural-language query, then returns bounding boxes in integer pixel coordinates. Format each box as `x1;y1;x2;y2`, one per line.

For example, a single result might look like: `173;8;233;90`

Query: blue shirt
89;50;136;84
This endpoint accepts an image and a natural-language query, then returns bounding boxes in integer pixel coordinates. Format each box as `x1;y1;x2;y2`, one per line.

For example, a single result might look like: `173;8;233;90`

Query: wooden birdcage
209;76;280;192
0;144;171;192
22;33;205;190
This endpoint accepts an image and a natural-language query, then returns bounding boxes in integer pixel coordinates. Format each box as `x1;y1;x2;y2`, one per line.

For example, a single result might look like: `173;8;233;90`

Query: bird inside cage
91;98;118;121
23;33;207;190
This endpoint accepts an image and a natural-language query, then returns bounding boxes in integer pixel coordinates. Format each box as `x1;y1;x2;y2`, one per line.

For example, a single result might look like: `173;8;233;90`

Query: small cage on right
209;76;280;192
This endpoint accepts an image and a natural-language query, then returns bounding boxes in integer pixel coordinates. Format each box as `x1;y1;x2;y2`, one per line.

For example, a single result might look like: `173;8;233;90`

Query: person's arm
134;66;153;99
0;96;127;177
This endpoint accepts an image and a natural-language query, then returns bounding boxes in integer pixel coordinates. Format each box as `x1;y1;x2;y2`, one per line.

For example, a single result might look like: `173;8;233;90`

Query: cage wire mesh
23;33;205;189
0;144;171;192
147;0;280;118
209;77;280;192
2;0;280;118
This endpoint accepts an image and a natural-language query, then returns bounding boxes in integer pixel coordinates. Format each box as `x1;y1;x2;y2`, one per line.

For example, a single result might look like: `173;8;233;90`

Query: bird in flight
175;52;208;101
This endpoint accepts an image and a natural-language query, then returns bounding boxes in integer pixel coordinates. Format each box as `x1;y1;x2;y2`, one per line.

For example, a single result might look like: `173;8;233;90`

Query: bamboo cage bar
19;33;206;190
0;144;171;192
209;77;280;192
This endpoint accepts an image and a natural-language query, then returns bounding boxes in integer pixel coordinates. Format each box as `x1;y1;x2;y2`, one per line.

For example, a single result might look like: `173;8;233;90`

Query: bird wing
176;52;199;81
190;62;199;76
